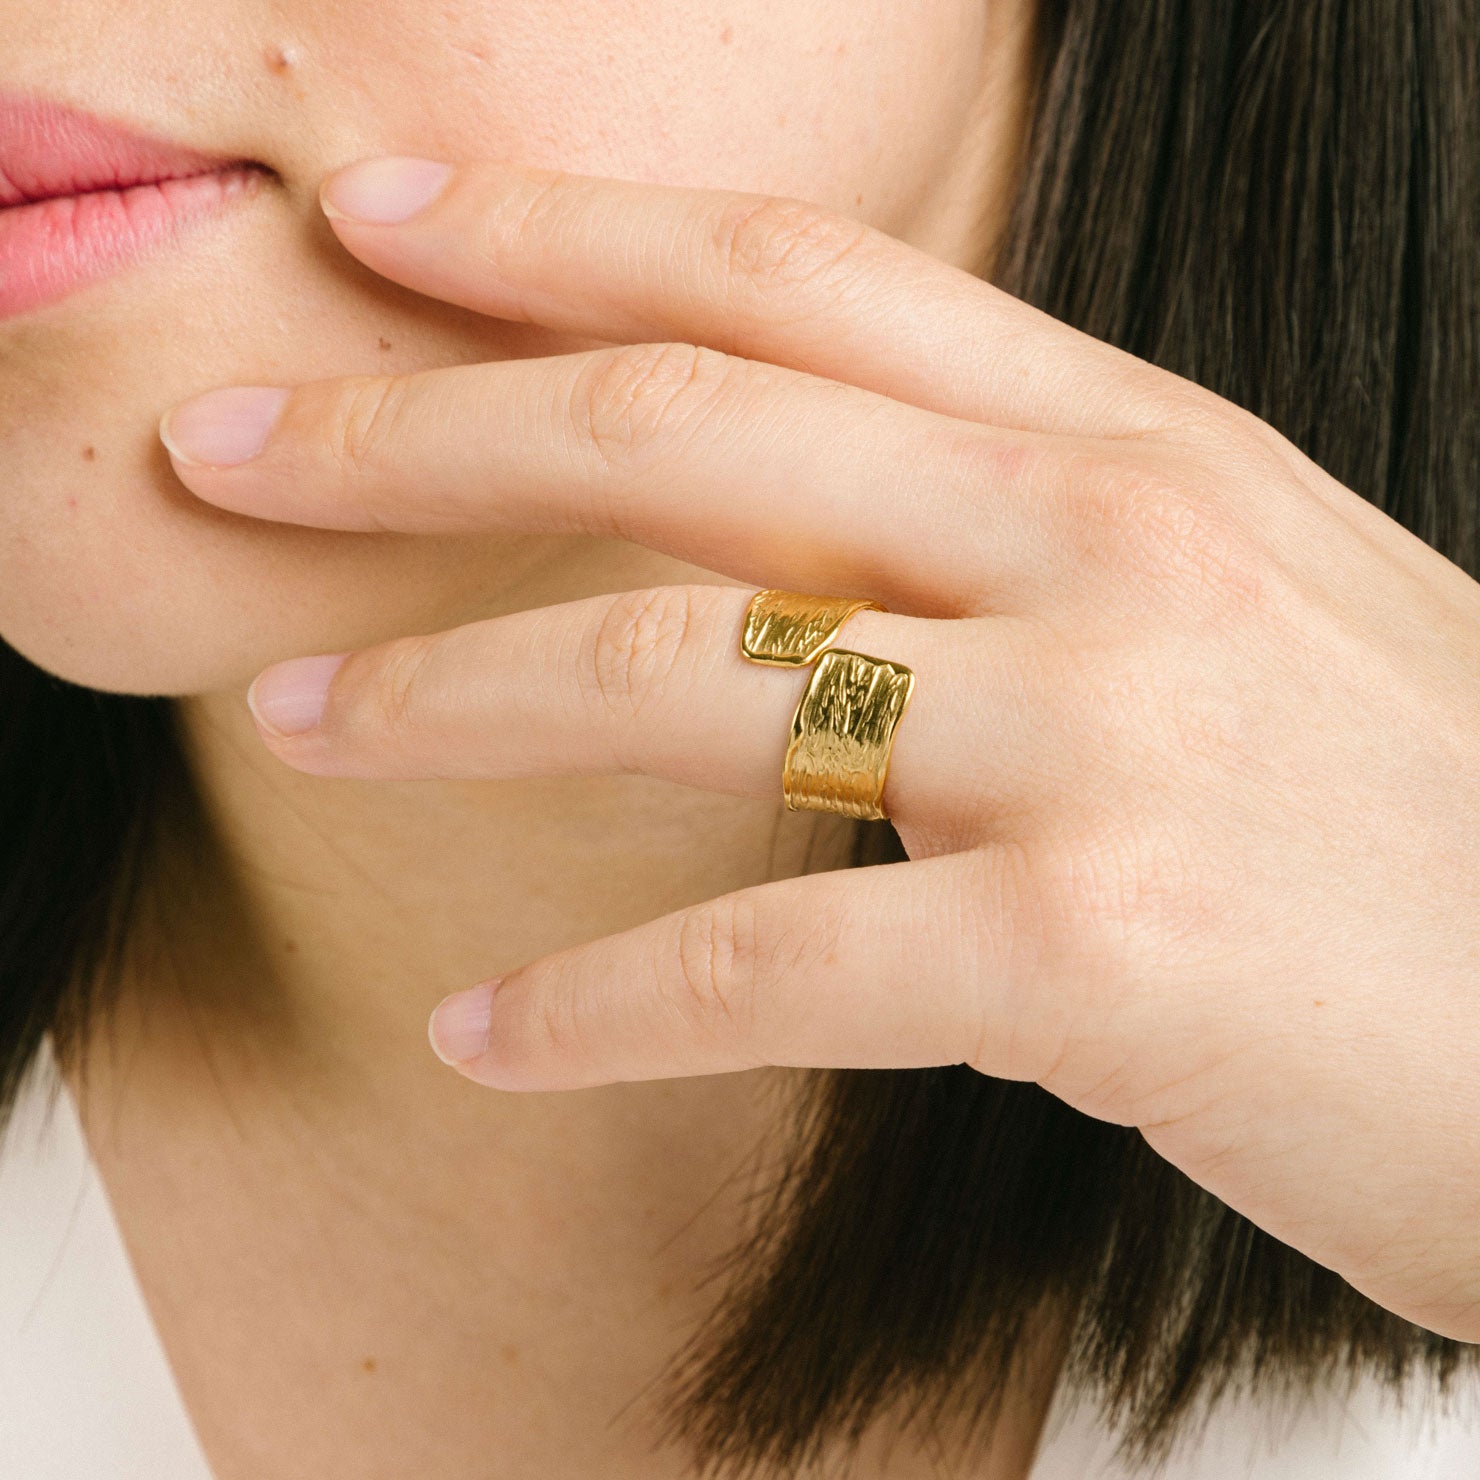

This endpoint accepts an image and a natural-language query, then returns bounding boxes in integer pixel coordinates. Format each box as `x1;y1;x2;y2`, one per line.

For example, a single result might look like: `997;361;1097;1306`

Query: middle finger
161;341;1105;616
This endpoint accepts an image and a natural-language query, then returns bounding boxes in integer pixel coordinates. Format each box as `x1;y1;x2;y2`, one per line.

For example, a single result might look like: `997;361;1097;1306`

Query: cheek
1;0;993;697
0;205;560;696
298;0;990;232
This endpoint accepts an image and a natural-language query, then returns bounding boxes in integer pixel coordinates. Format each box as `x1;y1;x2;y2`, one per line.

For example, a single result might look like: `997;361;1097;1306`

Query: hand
161;156;1480;1341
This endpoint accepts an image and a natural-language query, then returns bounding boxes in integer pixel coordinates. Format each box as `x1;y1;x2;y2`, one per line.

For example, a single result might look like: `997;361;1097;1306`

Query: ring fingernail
161;386;290;468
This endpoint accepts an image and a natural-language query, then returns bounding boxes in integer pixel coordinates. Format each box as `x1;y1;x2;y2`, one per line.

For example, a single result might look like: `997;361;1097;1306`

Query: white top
2;1034;1477;1479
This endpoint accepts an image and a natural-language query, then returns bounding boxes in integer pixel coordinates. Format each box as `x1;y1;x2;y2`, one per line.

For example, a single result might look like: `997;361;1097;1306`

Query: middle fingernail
248;653;349;738
161;387;289;468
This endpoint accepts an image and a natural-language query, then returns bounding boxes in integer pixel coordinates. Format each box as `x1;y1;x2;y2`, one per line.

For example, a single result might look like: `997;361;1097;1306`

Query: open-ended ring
740;589;916;823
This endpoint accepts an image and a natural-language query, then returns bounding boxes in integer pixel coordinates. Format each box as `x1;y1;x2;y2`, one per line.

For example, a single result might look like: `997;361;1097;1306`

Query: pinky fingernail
428;984;496;1066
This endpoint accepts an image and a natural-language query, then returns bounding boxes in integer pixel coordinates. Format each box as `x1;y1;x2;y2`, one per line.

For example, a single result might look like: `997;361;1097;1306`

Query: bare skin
14;3;1057;1475
67;618;1067;1480
24;0;1480;1471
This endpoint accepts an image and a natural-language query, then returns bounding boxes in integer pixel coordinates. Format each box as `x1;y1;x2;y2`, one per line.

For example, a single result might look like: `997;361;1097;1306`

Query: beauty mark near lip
0;94;266;321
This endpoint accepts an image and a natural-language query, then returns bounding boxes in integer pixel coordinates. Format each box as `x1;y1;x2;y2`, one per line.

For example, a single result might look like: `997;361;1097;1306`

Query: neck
66;544;858;1385
62;674;876;1471
108;651;855;1132
57;550;1063;1480
66;600;860;1267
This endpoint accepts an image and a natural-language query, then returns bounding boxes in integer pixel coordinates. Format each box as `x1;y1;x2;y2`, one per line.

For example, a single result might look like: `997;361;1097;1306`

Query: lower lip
0;166;263;322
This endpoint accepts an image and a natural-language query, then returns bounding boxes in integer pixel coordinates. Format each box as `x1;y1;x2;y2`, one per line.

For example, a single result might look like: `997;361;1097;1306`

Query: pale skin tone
4;3;1068;1478
168;148;1480;1349
7;4;1480;1480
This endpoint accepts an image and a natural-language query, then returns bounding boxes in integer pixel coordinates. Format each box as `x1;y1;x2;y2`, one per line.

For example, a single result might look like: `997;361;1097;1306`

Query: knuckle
330;376;413;475
670;896;759;1040
1000;835;1155;1105
325;375;419;524
582;586;698;735
529;974;592;1068
574;342;734;470
710;194;873;298
965;838;1073;1083
365;633;439;741
1151;379;1289;465
1025;834;1147;1011
1067;455;1267;614
485;170;570;260
1030;823;1215;1010
1143;378;1242;443
457;168;574;285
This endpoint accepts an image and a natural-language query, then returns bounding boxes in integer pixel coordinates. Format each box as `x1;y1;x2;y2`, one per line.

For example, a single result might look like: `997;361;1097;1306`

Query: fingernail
429;985;495;1066
247;653;349;738
321;157;454;225
160;387;290;468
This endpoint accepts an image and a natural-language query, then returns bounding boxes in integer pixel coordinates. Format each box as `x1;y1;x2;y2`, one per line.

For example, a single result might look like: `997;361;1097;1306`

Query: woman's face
0;0;1020;695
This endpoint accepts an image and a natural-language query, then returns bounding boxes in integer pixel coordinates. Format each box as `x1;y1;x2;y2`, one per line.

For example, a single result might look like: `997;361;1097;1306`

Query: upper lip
0;93;260;209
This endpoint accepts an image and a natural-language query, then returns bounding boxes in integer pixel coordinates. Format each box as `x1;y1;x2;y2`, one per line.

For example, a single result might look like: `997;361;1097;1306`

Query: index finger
318;156;1186;440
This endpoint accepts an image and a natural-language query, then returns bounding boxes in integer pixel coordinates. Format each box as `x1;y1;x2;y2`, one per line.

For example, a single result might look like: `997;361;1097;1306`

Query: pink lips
0;95;265;321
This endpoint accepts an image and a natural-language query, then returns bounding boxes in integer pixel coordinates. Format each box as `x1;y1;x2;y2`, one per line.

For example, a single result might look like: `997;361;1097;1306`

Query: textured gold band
740;589;885;666
783;648;915;820
740;589;915;823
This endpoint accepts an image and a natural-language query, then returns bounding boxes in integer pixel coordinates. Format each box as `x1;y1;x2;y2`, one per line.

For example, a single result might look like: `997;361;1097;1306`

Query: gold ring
740;589;915;823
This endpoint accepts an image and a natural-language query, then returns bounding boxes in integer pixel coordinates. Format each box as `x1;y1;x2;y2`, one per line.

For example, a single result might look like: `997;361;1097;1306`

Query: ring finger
248;583;1060;844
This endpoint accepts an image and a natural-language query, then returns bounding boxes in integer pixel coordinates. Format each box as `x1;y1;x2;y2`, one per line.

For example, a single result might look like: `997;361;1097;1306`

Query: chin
0;437;526;697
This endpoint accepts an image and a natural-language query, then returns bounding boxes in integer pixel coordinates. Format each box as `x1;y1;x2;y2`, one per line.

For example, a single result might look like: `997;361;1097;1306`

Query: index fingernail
321;157;453;225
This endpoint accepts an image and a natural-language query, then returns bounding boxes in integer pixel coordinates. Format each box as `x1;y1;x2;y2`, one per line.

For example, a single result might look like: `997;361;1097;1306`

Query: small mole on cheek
264;43;299;75
81;445;97;462
361;1357;377;1374
854;193;863;206
377;337;393;352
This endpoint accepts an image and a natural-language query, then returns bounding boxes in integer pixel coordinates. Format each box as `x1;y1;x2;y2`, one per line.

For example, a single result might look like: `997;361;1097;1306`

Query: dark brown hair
2;0;1476;1476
